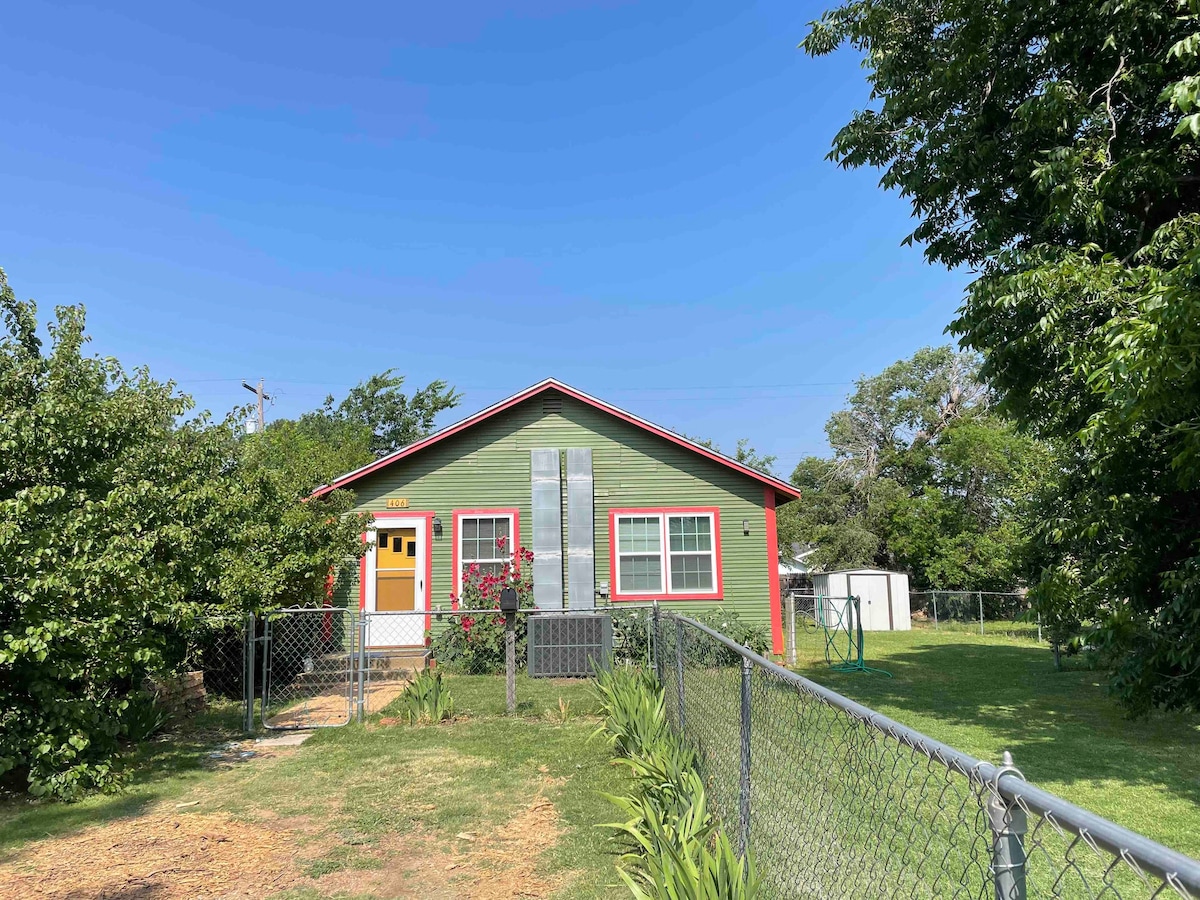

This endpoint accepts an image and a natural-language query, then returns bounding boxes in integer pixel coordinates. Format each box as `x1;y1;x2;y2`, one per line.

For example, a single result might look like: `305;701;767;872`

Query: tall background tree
779;347;1053;592
805;0;1200;710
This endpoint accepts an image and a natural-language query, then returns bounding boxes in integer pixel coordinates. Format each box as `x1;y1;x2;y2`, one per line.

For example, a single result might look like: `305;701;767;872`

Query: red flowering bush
430;538;535;673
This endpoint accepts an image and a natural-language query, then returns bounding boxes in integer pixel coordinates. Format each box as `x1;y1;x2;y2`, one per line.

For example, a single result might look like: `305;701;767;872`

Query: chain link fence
910;590;1040;639
243;604;659;723
655;611;1200;900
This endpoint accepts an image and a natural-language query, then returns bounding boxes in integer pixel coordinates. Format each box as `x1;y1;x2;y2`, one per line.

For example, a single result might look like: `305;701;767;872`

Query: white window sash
665;513;717;594
615;514;665;595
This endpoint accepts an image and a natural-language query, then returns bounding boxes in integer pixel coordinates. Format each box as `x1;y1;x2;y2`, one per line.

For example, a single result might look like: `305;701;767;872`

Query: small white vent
542;396;563;414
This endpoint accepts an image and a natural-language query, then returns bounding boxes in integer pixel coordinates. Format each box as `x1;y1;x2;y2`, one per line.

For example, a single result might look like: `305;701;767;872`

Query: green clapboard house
312;379;799;655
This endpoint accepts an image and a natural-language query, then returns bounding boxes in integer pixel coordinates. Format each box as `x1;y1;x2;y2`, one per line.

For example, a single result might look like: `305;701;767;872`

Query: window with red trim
611;509;721;599
453;510;518;595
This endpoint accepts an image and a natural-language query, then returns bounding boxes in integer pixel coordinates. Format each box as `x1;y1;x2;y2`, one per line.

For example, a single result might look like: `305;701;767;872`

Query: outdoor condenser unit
527;613;613;677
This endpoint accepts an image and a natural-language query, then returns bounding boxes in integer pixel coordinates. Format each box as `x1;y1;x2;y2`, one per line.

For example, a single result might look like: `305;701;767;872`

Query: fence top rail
666;612;1200;890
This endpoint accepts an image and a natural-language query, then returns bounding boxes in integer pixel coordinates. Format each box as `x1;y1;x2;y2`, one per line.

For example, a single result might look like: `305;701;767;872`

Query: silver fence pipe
244;612;256;734
505;612;516;714
356;615;368;723
933;593;939;630
988;752;1028;900
979;591;985;635
785;595;796;666
665;612;1200;895
738;655;752;857
652;601;662;683
674;617;686;732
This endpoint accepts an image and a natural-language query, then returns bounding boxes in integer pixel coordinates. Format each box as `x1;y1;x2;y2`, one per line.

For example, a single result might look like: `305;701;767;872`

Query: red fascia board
310;380;801;502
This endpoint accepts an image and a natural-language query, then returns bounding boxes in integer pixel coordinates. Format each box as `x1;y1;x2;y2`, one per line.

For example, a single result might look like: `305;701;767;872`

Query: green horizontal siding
338;391;779;632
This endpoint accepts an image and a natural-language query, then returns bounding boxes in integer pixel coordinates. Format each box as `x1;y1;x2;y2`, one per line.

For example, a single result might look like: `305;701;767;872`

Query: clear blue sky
1;1;968;476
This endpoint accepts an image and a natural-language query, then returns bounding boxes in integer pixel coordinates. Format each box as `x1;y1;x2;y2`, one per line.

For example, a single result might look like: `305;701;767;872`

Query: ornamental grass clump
593;666;760;899
396;669;454;724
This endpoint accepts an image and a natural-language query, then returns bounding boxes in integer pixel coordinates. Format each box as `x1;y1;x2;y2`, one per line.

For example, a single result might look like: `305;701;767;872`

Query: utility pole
241;378;271;433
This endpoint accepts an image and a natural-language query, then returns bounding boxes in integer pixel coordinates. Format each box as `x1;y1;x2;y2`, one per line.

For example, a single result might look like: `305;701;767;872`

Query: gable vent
542;396;563;414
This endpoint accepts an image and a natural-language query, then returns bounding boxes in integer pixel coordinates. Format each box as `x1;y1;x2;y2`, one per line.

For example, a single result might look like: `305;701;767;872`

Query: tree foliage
321;369;461;458
805;0;1200;710
781;347;1052;591
0;271;368;797
685;436;778;476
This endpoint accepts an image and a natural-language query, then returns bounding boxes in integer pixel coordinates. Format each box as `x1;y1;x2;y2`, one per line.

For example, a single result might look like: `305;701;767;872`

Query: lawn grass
0;676;630;899
789;626;1200;858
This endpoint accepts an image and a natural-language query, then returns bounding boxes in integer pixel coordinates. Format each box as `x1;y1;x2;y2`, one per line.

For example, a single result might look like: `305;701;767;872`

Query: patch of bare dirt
0;812;306;900
318;777;569;899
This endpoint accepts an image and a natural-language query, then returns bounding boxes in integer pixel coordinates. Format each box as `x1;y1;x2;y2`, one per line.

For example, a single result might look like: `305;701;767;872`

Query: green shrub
394;670;454;724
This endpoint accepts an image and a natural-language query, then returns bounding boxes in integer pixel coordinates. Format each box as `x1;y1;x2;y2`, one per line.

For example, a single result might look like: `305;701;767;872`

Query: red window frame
451;508;522;599
608;507;724;602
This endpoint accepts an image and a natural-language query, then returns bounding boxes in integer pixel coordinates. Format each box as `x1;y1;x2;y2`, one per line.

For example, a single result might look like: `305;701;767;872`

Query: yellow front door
376;528;417;612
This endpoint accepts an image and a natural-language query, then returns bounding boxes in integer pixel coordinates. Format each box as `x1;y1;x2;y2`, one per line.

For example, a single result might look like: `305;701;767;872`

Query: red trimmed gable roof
310;378;801;502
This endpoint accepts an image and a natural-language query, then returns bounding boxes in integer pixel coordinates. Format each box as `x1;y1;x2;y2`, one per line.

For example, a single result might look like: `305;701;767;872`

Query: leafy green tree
805;0;1200;710
322;369;461;457
686;435;778;476
0;271;367;797
242;413;374;496
783;347;1050;590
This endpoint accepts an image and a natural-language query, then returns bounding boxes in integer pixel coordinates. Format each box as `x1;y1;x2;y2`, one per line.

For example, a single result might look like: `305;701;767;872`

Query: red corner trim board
764;488;783;656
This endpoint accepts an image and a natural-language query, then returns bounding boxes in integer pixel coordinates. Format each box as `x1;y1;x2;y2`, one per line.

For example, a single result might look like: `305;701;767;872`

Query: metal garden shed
811;568;911;631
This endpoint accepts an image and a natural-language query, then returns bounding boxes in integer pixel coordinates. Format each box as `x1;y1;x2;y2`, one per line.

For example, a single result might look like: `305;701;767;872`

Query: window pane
619;555;661;591
619;516;660;553
669;515;711;552
461;516;511;561
670;554;713;591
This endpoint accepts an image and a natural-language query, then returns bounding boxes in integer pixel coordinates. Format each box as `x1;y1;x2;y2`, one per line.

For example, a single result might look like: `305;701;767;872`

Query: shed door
848;574;893;631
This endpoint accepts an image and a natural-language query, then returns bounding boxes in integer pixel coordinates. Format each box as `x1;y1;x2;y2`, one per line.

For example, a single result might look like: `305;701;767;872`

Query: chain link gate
256;607;357;730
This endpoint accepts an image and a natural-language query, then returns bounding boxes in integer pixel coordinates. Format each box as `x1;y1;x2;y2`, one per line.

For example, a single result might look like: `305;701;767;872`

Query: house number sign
385;498;409;509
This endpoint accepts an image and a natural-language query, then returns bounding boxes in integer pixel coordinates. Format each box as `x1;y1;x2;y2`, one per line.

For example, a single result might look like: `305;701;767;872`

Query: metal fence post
785;594;796;666
988;752;1028;900
652;601;662;682
979;591;985;635
1037;611;1042;644
244;612;256;734
738;655;753;857
674;617;686;733
505;612;516;715
932;593;939;631
356;614;368;723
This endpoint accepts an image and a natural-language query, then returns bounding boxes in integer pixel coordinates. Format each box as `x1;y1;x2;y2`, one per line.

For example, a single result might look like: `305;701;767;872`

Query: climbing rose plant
429;538;534;674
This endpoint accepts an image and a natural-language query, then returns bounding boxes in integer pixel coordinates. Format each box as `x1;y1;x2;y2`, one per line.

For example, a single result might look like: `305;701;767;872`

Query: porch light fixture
743;519;750;536
432;516;443;540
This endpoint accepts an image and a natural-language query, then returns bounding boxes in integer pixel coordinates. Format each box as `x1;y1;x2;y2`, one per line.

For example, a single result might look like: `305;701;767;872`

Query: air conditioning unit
527;614;613;677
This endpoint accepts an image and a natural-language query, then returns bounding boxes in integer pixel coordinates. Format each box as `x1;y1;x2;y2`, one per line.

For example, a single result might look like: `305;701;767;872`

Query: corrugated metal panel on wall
566;447;595;609
531;448;564;609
